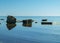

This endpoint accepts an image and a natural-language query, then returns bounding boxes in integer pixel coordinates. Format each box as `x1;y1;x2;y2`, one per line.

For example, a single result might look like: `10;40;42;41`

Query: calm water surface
0;16;60;43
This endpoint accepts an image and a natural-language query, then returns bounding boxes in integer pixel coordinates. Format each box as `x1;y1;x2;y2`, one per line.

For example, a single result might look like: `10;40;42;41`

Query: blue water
0;16;60;43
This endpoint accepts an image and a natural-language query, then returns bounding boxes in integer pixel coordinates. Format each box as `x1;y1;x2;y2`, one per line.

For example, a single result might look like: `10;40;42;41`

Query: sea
0;16;60;43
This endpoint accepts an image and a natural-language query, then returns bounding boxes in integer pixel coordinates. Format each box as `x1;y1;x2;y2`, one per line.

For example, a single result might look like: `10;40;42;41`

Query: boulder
6;16;16;24
22;19;33;27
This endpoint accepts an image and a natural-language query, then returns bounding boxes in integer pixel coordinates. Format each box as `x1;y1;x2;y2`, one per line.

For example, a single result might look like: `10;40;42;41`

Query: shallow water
0;16;60;43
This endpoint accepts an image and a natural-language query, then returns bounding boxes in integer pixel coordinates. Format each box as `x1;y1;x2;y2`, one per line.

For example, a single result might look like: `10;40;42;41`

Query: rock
6;16;16;24
0;19;4;20
41;22;52;25
22;19;33;27
35;22;38;23
42;19;47;21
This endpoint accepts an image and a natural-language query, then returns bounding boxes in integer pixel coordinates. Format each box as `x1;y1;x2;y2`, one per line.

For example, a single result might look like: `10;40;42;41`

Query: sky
0;0;60;16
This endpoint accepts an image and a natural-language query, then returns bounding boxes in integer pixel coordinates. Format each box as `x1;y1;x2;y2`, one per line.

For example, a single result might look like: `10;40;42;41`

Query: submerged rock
6;16;16;24
35;22;38;23
0;19;4;20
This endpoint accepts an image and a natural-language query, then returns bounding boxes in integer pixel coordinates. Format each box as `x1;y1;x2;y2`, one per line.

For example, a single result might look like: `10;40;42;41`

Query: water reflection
22;23;32;27
6;24;16;30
